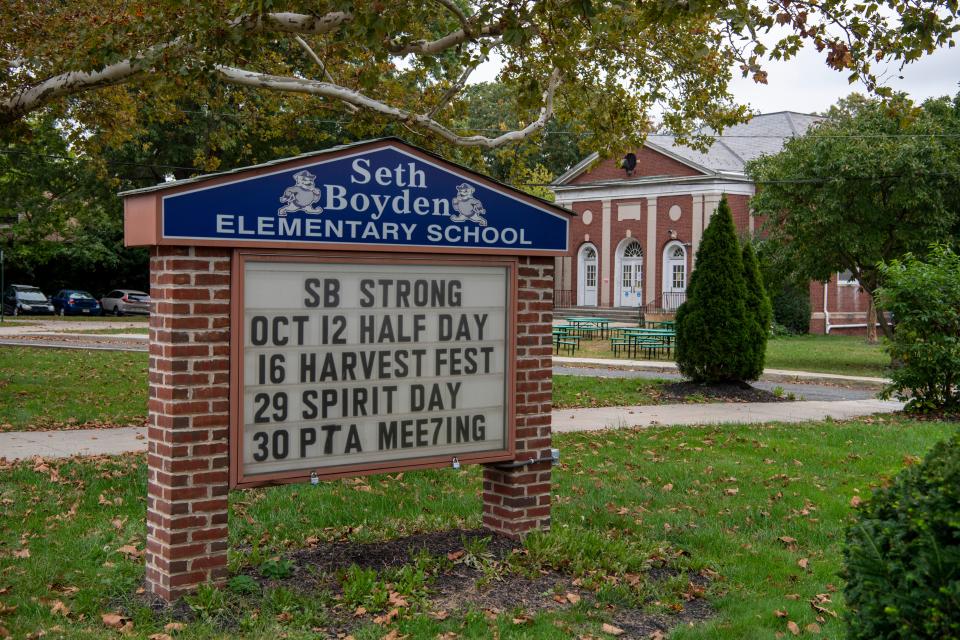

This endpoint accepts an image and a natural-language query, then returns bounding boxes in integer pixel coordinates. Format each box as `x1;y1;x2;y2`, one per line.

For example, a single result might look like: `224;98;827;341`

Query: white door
662;242;687;310
578;244;598;306
617;240;644;307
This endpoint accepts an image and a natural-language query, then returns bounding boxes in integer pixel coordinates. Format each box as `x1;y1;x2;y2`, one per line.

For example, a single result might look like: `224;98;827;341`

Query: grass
553;374;714;408
0;347;148;430
560;333;889;378
0;351;693;433
0;416;956;639
3;314;150;322
53;328;150;335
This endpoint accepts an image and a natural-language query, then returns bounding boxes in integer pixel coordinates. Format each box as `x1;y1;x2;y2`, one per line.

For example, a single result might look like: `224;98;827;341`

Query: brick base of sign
482;256;554;536
145;246;232;601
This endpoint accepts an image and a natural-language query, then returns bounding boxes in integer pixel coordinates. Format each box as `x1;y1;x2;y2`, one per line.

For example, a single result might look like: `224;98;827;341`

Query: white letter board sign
231;253;517;487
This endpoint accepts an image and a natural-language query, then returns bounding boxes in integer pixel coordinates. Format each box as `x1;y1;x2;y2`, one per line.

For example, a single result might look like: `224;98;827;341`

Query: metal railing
553;289;574;308
661;291;686;311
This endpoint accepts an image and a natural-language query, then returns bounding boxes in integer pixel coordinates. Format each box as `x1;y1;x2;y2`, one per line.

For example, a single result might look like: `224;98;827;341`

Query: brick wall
145;246;232;601
482;256;553;536
569;147;703;184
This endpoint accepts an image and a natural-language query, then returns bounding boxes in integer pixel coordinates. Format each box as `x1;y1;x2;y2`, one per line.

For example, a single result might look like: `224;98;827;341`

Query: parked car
101;289;151;316
51;289;103;316
2;284;55;316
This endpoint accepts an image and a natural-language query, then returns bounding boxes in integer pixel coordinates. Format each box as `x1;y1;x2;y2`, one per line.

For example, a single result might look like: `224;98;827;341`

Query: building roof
554;111;824;185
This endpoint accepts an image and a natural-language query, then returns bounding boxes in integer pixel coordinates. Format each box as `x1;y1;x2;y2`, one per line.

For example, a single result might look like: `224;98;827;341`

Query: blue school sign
122;139;571;255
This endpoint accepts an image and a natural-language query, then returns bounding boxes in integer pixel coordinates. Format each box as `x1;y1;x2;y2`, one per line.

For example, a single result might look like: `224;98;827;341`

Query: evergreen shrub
844;431;960;639
675;196;752;383
740;242;772;379
772;285;811;334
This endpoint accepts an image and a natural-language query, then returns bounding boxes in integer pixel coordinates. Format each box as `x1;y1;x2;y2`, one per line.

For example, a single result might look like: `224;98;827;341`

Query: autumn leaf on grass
50;600;70;617
850;495;862;508
372;609;399;625
149;634;173;640
797;558;809;570
724;487;739;496
12;549;29;559
777;536;798;552
429;610;449;621
566;592;581;604
102;612;133;632
786;620;800;635
446;550;465;562
661;483;673;492
354;606;367;617
117;545;143;560
0;624;9;638
163;622;186;632
388;591;409;608
601;622;625;636
774;609;788;618
805;622;821;634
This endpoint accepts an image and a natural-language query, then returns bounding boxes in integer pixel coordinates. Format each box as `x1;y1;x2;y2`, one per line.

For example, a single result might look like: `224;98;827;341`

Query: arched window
623;241;643;258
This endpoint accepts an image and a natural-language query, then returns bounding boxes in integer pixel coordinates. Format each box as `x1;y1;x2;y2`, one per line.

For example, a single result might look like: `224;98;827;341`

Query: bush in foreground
876;244;960;411
844;431;960;639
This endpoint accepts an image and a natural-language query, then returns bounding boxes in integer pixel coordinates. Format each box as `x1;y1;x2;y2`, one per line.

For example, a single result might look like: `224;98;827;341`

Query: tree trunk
865;295;878;344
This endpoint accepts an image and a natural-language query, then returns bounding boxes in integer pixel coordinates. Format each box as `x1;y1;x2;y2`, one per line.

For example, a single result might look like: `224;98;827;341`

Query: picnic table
552;326;581;355
610;327;675;359
563;316;611;339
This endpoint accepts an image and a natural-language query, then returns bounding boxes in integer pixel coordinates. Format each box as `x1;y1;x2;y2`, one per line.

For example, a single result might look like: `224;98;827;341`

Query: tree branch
293;35;359;113
0;11;352;123
430;0;474;37
427;61;479;119
215;65;561;148
386;21;506;56
230;11;353;36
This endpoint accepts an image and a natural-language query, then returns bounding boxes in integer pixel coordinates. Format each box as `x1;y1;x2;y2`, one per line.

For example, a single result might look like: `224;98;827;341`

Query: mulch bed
142;528;714;639
660;381;788;403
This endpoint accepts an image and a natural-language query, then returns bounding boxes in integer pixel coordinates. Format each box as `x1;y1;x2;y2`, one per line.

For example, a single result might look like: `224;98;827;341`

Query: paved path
552;399;902;433
0;427;148;460
0;399;902;461
554;356;890;386
554;365;878;402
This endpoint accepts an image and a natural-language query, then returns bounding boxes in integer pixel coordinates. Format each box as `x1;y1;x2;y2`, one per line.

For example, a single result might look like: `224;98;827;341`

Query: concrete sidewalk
0;426;148;460
554;356;890;386
0;399;902;461
552;399;902;433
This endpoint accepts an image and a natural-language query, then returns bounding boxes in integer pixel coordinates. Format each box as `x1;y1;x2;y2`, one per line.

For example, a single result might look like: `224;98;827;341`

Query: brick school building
549;112;871;334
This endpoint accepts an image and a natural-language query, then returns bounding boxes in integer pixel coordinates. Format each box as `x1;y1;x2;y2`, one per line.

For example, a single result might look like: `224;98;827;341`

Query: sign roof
121;138;573;255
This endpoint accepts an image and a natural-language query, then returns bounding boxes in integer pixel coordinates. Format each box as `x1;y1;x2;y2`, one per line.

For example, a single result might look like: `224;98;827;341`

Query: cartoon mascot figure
278;169;323;217
450;182;488;226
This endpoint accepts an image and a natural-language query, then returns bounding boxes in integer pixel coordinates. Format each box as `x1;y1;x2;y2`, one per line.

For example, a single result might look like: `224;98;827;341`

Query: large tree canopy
747;93;960;338
2;0;958;156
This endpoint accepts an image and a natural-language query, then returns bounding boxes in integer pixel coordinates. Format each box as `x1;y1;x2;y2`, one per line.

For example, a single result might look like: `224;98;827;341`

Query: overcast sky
472;40;960;117
728;42;960;115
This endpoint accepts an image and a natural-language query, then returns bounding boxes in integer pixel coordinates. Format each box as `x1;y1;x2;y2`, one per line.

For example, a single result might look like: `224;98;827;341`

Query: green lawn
553;374;714;408
0;347;148;430
53;327;151;335
0;417;956;639
563;333;889;378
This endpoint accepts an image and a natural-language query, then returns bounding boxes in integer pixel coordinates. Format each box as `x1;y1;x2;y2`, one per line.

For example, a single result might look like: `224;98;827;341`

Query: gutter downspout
823;282;831;334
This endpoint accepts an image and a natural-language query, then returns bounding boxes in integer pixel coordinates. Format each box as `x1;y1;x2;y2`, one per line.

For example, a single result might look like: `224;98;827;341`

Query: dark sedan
51;289;103;316
2;285;56;316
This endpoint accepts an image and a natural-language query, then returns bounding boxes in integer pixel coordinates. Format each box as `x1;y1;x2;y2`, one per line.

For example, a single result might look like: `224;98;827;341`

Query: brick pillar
145;246;232;601
482;256;553;537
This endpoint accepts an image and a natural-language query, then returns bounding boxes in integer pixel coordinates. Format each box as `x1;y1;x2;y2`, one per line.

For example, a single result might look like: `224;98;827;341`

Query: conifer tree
675;196;750;383
740;242;773;380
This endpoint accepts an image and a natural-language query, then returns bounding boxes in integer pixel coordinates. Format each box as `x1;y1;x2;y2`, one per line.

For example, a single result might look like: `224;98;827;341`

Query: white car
101;289;151;316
